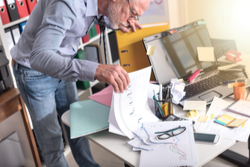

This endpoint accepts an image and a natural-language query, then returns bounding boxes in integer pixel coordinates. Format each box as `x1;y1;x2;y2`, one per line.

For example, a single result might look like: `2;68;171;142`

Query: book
227;99;250;117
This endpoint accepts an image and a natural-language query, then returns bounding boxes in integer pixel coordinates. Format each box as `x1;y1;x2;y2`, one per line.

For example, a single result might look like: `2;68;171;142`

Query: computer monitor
143;19;215;85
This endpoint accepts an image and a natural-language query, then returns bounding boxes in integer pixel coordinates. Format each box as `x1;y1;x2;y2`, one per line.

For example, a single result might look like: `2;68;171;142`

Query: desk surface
62;107;236;167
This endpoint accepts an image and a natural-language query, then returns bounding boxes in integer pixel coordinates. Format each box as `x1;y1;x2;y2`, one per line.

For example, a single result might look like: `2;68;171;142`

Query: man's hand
119;19;142;33
94;64;130;93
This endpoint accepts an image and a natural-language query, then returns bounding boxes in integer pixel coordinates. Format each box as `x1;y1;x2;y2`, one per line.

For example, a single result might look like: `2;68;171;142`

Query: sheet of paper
89;85;113;107
128;136;161;151
140;121;197;167
133;126;156;145
170;78;186;104
197;47;215;62
183;101;206;110
108;96;125;136
197;97;250;142
113;67;159;139
218;64;239;71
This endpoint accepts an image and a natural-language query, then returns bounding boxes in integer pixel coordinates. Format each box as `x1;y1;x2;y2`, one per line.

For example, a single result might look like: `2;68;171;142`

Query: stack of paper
128;121;197;167
108;67;159;139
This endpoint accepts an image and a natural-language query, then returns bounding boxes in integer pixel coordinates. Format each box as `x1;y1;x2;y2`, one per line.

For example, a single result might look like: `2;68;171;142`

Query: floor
65;140;248;167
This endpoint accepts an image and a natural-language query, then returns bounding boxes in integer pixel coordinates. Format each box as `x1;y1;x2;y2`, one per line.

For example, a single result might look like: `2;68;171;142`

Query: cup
233;82;246;101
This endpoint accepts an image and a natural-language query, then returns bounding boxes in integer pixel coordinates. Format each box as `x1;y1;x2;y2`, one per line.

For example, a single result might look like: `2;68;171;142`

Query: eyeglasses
155;126;186;140
127;0;139;21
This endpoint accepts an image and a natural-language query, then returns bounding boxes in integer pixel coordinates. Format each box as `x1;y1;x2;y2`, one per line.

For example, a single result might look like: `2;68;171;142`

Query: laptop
143;19;248;105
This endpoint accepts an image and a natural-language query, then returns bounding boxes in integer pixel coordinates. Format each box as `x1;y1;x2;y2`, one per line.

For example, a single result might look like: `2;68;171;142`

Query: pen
159;84;162;105
153;90;165;118
187;69;201;82
221;79;245;85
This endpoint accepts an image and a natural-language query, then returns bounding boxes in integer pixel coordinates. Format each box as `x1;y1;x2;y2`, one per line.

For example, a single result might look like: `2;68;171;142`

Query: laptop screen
143;20;215;85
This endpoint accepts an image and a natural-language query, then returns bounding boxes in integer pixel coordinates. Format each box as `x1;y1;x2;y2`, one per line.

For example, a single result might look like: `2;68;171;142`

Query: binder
4;28;14;51
74;50;90;90
26;0;36;14
19;21;26;33
82;33;89;43
110;22;169;81
10;25;21;44
95;24;100;34
0;0;10;25
5;0;20;21
15;0;29;18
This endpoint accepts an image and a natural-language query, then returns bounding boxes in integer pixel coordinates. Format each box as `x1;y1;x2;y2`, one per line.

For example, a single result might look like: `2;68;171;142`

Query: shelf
3;16;29;29
77;80;100;96
78;29;113;49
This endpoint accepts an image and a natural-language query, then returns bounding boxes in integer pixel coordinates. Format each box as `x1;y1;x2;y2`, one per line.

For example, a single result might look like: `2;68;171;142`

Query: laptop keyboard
182;72;240;100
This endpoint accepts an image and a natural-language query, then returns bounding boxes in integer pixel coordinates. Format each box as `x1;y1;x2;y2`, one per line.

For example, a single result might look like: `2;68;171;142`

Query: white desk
61;102;237;167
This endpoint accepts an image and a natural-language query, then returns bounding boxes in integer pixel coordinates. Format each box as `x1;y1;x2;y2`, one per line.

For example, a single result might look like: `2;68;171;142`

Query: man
11;0;150;166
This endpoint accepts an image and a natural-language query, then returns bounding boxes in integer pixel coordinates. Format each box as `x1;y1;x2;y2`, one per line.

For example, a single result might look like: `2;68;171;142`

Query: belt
12;59;14;67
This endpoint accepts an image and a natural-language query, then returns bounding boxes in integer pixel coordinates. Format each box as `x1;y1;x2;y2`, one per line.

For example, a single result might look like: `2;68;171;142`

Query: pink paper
88;85;113;107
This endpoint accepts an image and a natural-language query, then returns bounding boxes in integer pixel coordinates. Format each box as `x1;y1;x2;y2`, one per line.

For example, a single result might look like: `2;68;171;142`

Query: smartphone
194;133;220;144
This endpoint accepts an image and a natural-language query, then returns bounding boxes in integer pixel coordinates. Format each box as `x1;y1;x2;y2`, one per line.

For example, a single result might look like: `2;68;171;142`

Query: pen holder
153;97;166;120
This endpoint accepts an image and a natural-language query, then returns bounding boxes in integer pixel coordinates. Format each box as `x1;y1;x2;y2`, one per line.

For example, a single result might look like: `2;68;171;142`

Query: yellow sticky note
241;122;246;127
198;116;209;122
197;47;215;62
228;83;234;88
147;45;155;56
210;114;214;119
227;119;247;128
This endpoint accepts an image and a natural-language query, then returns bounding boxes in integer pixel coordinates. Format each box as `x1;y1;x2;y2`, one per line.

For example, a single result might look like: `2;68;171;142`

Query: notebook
227;99;250;117
143;19;246;105
70;100;110;139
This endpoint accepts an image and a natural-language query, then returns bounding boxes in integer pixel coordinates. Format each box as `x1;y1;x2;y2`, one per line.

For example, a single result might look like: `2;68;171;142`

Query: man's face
107;0;150;30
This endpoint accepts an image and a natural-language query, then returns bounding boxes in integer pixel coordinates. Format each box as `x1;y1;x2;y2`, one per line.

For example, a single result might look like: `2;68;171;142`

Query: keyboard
182;72;240;100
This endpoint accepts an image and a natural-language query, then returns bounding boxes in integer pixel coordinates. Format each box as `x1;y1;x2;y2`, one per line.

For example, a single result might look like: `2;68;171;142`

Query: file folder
70;100;110;139
10;25;21;44
19;21;26;33
26;0;36;14
4;28;14;51
5;0;20;21
15;0;29;18
0;0;10;25
110;22;169;80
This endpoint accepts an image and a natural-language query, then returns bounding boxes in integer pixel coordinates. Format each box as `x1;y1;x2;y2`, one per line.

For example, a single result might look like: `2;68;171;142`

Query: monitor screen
143;20;214;85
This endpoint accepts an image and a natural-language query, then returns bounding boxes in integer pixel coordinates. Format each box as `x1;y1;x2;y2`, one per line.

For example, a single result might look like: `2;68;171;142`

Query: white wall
185;0;250;53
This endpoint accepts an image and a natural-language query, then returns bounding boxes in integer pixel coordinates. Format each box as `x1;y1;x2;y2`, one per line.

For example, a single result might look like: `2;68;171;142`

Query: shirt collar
85;0;98;17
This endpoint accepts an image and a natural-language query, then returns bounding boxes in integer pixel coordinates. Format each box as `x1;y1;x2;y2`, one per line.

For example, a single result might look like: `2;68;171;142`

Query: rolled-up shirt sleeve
30;1;99;82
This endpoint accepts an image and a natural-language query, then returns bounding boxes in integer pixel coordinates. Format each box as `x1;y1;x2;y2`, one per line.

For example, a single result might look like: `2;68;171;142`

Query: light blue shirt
11;0;110;82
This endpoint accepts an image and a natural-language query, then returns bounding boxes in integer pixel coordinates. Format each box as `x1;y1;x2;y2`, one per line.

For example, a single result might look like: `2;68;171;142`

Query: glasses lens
172;128;185;136
158;134;171;140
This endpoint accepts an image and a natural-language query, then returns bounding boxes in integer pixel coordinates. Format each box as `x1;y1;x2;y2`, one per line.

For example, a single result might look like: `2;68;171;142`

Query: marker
187;69;201;82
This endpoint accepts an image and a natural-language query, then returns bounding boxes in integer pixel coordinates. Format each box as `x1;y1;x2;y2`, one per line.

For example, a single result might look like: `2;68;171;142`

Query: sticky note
241;122;246;127
210;114;214;119
228;83;234;88
183;101;206;111
227;119;247;128
147;45;155;56
197;47;215;62
198;116;209;122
